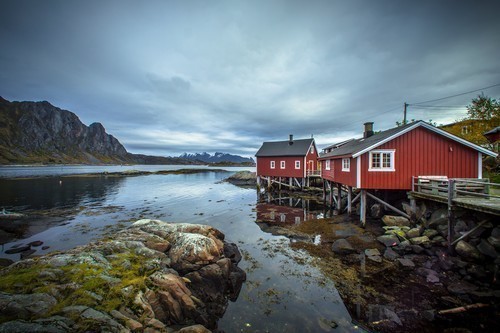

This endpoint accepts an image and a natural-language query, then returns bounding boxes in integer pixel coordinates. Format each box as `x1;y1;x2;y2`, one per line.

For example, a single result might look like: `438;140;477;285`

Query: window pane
372;153;380;168
382;153;391;168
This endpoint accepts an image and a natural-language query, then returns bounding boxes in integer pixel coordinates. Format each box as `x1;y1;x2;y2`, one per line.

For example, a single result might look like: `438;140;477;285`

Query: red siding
360;127;479;190
305;144;319;172
321;158;357;187
257;156;306;178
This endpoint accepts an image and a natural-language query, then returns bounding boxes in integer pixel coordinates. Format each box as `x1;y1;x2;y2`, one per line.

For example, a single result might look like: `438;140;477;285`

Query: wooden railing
412;176;500;200
306;170;321;177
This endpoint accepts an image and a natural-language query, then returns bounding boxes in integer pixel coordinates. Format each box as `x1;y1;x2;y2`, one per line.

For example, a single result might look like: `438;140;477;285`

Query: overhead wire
409;83;500;106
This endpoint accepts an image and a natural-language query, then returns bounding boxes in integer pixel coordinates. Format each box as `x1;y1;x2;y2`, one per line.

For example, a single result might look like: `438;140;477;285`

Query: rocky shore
0;219;246;333
222;171;256;187
258;201;499;333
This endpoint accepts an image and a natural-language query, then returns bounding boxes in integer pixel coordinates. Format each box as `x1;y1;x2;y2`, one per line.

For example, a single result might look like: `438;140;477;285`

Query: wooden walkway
409;177;500;216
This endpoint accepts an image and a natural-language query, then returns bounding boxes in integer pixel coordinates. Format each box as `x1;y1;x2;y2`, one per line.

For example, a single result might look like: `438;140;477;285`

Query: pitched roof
319;120;497;159
484;126;500;135
255;138;314;157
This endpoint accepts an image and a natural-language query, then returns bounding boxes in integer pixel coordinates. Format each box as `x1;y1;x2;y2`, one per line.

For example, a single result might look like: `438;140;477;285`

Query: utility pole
403;102;408;124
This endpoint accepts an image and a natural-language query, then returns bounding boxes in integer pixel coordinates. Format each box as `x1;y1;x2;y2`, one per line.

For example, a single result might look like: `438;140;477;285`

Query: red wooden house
319;121;497;223
255;135;319;189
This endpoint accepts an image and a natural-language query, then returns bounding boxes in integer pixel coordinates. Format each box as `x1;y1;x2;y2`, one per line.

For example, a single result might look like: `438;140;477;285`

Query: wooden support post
409;196;417;224
360;190;367;227
329;182;334;208
348;186;353;215
322;180;326;202
279;177;282;191
289;177;292;188
448;179;455;252
337;183;342;212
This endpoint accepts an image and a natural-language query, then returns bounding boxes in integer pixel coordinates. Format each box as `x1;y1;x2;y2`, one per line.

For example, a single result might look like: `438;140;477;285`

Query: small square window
280;161;285;169
325;160;331;170
295;160;300;169
270;161;275;169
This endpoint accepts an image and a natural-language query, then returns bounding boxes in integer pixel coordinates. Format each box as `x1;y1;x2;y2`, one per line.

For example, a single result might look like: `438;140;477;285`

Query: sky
1;0;500;158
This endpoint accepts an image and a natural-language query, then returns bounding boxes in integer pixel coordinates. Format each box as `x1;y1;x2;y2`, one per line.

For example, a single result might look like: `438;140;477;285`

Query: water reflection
256;192;325;225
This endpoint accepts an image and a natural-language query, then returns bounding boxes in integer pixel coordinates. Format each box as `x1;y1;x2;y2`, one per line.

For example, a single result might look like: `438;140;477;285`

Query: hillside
0;97;195;165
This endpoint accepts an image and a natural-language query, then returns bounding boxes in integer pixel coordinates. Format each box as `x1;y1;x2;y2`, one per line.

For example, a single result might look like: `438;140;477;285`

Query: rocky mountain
0;97;194;165
180;152;254;164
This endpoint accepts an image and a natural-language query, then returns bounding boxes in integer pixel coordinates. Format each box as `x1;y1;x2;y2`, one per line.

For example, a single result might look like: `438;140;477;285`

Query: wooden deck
410;177;500;216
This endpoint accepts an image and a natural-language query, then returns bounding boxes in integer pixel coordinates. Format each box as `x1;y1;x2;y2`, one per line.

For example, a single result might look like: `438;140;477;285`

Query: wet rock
367;255;382;263
223;242;242;264
110;310;143;331
447;280;478;294
377;234;400;247
368;305;402;326
332;239;356;254
0;292;57;319
487;236;500;250
28;240;44;247
455;240;483;261
42;246;50;250
382;215;410;227
178;324;211;333
423;229;438;238
416;267;440;283
436;224;448;237
0;316;72;333
406;228;421;238
5;245;30;254
0;258;14;267
168;232;224;272
427;208;447;227
410;236;430;246
396;258;415;268
20;249;36;260
477;239;498;259
383;248;400;260
410;245;424;254
370;203;384;218
365;248;381;257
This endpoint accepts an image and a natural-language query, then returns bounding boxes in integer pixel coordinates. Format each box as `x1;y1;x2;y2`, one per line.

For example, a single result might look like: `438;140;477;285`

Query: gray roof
484;126;500;135
319;120;497;159
256;138;314;157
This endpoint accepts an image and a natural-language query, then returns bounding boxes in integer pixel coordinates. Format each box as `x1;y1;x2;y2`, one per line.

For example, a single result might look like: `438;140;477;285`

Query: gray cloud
1;0;500;158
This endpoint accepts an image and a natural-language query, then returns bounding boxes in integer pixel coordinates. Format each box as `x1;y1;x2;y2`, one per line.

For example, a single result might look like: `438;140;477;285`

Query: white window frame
342;158;350;171
270;160;275;169
295;160;300;169
280;161;286;169
325;159;331;170
368;150;395;172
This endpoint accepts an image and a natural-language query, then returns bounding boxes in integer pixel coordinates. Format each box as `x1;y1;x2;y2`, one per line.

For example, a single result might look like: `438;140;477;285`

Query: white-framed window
369;150;395;171
295;160;300;169
342;158;350;171
311;146;315;154
270;161;275;169
325;159;330;170
280;161;285;169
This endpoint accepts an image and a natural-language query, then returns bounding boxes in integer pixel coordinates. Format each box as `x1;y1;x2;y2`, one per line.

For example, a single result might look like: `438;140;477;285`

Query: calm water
0;166;359;332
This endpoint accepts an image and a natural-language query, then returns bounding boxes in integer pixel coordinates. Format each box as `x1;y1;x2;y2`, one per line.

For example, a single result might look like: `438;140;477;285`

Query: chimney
363;122;374;138
289;134;294;145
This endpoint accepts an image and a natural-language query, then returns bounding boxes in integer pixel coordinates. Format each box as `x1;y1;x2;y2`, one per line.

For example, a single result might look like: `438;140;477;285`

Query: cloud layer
1;0;500;157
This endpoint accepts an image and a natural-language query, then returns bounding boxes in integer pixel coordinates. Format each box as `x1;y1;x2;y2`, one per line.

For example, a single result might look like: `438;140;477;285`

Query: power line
409;83;500;106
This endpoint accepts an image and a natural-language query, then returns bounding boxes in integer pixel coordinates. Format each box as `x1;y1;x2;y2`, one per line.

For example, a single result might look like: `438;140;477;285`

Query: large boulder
382;215;410;227
455;240;483;261
332;239;356;254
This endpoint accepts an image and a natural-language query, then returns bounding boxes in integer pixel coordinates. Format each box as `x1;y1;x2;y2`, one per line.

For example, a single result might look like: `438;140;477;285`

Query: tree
466;93;500;122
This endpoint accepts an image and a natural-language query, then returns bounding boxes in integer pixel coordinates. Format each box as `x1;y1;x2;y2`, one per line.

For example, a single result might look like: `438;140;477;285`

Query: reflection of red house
319;121;497;224
255;135;319;189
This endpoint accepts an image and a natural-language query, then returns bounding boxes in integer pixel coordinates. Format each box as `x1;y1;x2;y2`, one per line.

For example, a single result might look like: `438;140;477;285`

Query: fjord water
0;166;357;332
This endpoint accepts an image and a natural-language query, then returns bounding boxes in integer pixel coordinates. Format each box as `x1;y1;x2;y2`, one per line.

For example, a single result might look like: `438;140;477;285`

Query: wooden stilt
337;183;342;212
348;186;353;215
448;179;455;252
409;196;417;224
329;182;334;208
360;190;367;227
279;177;282;191
322;180;326;202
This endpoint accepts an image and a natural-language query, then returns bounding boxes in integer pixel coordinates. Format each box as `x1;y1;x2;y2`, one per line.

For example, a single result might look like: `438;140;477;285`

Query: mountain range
0;97;253;165
179;152;254;164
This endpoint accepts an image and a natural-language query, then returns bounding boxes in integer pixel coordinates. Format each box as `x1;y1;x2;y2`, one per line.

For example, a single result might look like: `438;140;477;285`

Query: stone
447;281;478;294
455;240;483;261
0;258;14;267
223;242;242;264
383;248;400;260
423;229;438;238
436;225;448;237
20;249;37;260
0;316;71;333
396;258;415;268
370;203;384;218
178;325;211;333
454;220;468;234
406;228;421;238
0;293;57;319
367;255;382;263
332;239;356;254
5;245;30;254
410;245;424;254
368;305;402;326
422;310;435;321
29;240;44;247
168;232;224;272
365;248;381;257
410;236;430;246
487;236;500;250
492;227;500;238
477;239;498;259
427;208;447;227
377;235;400;247
382;215;410;227
416;267;440;283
